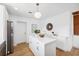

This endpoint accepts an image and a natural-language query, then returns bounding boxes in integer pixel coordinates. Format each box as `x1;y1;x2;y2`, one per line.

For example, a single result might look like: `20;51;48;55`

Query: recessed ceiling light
14;7;18;10
28;11;32;13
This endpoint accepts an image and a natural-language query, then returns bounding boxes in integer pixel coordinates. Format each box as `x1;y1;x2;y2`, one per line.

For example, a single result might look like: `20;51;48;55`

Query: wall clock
46;23;53;31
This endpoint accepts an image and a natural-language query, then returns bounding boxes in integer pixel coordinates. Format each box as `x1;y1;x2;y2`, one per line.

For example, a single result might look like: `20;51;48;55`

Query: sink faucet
52;32;57;36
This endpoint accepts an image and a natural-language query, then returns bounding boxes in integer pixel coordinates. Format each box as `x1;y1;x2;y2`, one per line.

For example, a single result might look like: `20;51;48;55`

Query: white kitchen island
29;34;56;56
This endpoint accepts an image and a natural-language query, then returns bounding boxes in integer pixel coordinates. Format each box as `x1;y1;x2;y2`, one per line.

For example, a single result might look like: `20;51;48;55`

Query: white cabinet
29;35;56;56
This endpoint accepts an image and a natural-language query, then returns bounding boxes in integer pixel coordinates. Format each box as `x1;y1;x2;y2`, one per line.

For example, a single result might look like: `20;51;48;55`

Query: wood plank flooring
57;48;79;56
9;42;79;56
9;42;34;56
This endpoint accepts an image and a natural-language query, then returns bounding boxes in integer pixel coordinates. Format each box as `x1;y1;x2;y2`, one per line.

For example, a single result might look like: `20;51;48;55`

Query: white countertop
37;36;56;45
31;34;56;45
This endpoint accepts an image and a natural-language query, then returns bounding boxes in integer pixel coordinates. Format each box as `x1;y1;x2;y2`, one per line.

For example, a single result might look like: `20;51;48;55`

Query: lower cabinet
29;36;56;56
29;37;39;55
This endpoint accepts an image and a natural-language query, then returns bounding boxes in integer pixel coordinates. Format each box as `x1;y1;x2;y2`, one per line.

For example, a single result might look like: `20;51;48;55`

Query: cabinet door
45;42;56;56
29;36;37;55
36;41;44;56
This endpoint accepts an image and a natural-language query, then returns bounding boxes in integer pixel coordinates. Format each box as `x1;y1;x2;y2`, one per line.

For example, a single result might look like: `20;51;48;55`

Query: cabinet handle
36;46;39;51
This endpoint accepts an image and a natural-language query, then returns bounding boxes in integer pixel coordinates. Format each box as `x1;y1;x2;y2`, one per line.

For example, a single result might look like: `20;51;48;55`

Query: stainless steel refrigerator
7;20;14;55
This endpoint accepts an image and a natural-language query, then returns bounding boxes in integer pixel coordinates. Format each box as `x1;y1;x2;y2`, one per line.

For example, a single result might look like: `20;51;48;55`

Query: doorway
14;21;27;46
73;11;79;48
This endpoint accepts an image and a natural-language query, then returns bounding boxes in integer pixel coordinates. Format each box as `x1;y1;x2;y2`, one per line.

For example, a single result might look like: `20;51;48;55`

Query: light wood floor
56;48;79;56
9;42;79;56
9;42;34;56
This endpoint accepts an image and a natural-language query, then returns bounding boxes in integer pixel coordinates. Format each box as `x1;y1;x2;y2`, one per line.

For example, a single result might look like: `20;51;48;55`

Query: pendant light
34;3;42;19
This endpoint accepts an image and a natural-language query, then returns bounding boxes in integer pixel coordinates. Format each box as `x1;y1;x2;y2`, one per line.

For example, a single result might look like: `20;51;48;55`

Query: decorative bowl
39;34;45;38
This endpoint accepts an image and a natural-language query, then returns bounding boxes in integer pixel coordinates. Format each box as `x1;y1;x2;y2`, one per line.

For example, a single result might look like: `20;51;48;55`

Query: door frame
16;21;27;43
12;20;27;46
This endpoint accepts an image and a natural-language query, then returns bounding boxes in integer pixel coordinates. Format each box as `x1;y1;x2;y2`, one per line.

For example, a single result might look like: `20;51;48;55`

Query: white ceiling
1;3;79;19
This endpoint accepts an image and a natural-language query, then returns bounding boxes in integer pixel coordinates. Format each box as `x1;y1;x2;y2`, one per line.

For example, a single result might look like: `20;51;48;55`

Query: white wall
54;12;72;37
0;5;8;45
10;16;39;46
0;5;4;44
40;11;72;36
40;11;73;51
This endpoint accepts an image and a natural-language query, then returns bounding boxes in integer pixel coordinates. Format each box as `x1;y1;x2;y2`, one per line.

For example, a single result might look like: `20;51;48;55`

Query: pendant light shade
34;11;42;18
34;3;42;19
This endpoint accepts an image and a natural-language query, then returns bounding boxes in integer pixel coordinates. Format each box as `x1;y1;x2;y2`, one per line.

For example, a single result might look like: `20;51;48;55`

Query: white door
14;21;27;45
